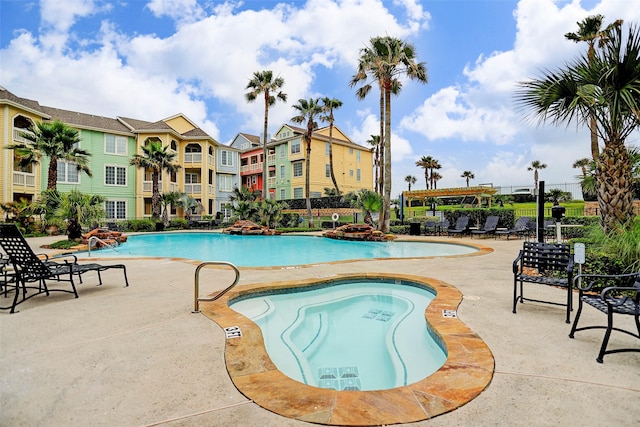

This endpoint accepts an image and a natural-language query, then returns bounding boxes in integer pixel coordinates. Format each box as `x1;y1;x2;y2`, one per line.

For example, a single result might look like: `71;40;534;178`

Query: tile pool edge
200;273;495;426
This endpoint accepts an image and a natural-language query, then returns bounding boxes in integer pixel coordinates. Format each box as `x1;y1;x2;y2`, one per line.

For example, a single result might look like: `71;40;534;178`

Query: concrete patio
1;233;638;426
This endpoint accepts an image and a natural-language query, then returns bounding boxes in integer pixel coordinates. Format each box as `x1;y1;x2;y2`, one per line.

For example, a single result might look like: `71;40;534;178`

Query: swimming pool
230;278;447;391
90;232;480;266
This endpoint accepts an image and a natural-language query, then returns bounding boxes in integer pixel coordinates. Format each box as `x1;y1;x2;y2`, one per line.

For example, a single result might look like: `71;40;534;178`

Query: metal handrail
87;236;120;256
193;261;240;313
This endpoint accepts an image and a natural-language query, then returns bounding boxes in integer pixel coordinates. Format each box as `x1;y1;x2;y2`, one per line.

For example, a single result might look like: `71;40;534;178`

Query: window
349;169;354;177
218;175;233;191
349;147;354;154
293;187;303;199
185;173;199;183
279;145;286;158
293;162;303;177
105;200;126;220
280;165;285;179
221;150;233;166
356;150;361;162
105;134;127;155
325;142;330;156
325;164;330;178
57;160;79;183
280;188;285;199
105;165;127;186
291;139;301;154
357;169;361;181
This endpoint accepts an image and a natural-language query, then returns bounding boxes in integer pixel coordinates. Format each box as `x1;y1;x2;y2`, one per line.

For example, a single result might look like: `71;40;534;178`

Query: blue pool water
91;232;476;267
230;278;447;391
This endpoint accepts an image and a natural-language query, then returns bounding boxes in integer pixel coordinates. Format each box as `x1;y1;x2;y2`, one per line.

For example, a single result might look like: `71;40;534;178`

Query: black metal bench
569;273;639;363
513;241;575;323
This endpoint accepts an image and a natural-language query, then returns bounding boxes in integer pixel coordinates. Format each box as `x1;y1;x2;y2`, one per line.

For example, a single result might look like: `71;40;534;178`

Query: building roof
41;106;134;135
0;87;49;118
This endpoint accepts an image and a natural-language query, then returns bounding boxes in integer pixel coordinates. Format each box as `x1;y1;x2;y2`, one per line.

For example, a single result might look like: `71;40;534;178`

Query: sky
1;0;639;197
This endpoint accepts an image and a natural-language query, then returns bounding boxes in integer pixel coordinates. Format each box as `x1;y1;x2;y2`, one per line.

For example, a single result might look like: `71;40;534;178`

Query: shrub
169;218;188;229
124;219;155;232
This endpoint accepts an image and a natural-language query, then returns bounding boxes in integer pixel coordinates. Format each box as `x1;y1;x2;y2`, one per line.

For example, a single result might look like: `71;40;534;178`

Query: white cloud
145;0;206;26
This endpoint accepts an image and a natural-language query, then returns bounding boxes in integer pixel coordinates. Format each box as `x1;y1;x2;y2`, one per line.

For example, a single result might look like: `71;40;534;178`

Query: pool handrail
87;236;120;256
193;261;240;313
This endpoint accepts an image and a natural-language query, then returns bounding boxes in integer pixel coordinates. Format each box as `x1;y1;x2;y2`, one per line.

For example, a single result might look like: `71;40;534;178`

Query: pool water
92;232;476;267
230;279;447;391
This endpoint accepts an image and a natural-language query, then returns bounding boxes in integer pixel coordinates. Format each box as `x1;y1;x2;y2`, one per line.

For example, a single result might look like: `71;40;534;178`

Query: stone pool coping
200;272;495;426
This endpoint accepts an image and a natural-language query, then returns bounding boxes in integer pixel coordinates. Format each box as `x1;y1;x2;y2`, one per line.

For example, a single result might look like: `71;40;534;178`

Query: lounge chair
447;216;470;237
437;219;450;236
0;223;129;313
471;216;500;238
495;216;530;240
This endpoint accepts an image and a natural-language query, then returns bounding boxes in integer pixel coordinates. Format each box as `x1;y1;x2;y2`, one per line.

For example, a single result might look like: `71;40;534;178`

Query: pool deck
1;233;638;426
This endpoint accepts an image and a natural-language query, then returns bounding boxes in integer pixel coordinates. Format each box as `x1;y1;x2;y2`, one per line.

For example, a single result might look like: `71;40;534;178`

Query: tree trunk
262;93;270;200
152;170;160;219
378;89;385;196
47;155;58;190
589;114;599;161
596;140;635;231
328;123;340;195
381;85;392;233
305;135;314;228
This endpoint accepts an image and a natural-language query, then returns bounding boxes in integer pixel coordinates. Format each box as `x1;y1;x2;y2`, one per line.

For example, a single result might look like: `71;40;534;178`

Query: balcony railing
240;162;263;173
208;154;215;166
185;183;202;194
184;153;202;163
267;154;276;164
13;171;35;187
13;128;33;143
169;182;179;193
208;184;215;195
267;177;276;187
143;181;162;192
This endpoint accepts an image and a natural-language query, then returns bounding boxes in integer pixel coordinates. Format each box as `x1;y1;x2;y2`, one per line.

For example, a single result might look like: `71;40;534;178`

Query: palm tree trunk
328;123;340;195
374;145;380;194
262;94;270;200
596;139;634;231
378;89;385;196
47;155;58;190
381;86;392;233
152;171;160;219
305;135;314;228
589;115;599;160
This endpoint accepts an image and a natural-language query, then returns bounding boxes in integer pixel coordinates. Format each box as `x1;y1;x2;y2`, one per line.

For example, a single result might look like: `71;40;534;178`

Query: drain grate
362;308;395;322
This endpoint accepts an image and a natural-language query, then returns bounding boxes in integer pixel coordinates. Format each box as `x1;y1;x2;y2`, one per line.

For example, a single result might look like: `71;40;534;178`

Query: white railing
208;184;215;195
13;128;33;143
267;154;276;164
13;171;35;187
143;181;162;192
240;162;263;173
185;183;202;194
184;153;202;163
169;182;179;192
208;155;215;166
267;177;276;187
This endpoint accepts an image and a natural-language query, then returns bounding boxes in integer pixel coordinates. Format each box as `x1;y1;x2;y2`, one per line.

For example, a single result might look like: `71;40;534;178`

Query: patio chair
569;272;640;363
447;216;470;237
495;216;530;240
423;221;437;236
0;223;129;313
471;216;500;238
437;219;450;236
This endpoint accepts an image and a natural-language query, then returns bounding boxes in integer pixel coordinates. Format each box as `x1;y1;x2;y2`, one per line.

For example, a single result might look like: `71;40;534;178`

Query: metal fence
495;183;583;200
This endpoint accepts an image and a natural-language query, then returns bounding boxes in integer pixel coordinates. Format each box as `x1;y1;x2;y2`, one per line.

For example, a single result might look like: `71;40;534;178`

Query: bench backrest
521;241;572;273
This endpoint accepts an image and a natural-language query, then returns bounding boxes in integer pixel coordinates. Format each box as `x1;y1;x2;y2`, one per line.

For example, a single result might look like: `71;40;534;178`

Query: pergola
402;186;499;217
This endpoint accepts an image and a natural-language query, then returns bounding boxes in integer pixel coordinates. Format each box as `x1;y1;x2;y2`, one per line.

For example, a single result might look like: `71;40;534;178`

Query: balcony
267;177;276;187
143;181;162;192
267;154;276;164
169;182;179;193
13;171;35;187
208;184;215;195
185;183;202;194
184;153;202;163
13;128;33;143
240;162;263;174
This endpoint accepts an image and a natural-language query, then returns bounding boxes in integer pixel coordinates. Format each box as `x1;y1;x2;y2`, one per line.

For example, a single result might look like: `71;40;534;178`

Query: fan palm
55;189;106;240
565;14;623;160
404;175;416;191
245;70;287;199
366;135;382;194
130;141;180;219
291;97;323;228
517;24;640;230
319;97;343;196
527;160;547;191
350;189;382;226
461;171;475;187
9;120;92;190
351;36;428;232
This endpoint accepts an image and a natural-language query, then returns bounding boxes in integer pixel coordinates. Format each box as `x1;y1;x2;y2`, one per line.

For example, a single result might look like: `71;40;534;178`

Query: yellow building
267;124;373;200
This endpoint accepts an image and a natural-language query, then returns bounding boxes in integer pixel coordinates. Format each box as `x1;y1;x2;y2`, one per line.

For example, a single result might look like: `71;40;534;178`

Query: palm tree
461;171;475;187
404;175;416;191
527;160;547;191
431;172;442;189
366;135;382;194
245;70;287;199
161;191;184;226
55;189;106;240
415;156;432;189
177;194;203;222
565;14;623;161
572;158;591;178
351;36;428;232
229;186;259;221
517;23;640;230
291;97;323;228
319;97;343;196
9;119;92;190
130;141;180;219
349;189;382;226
